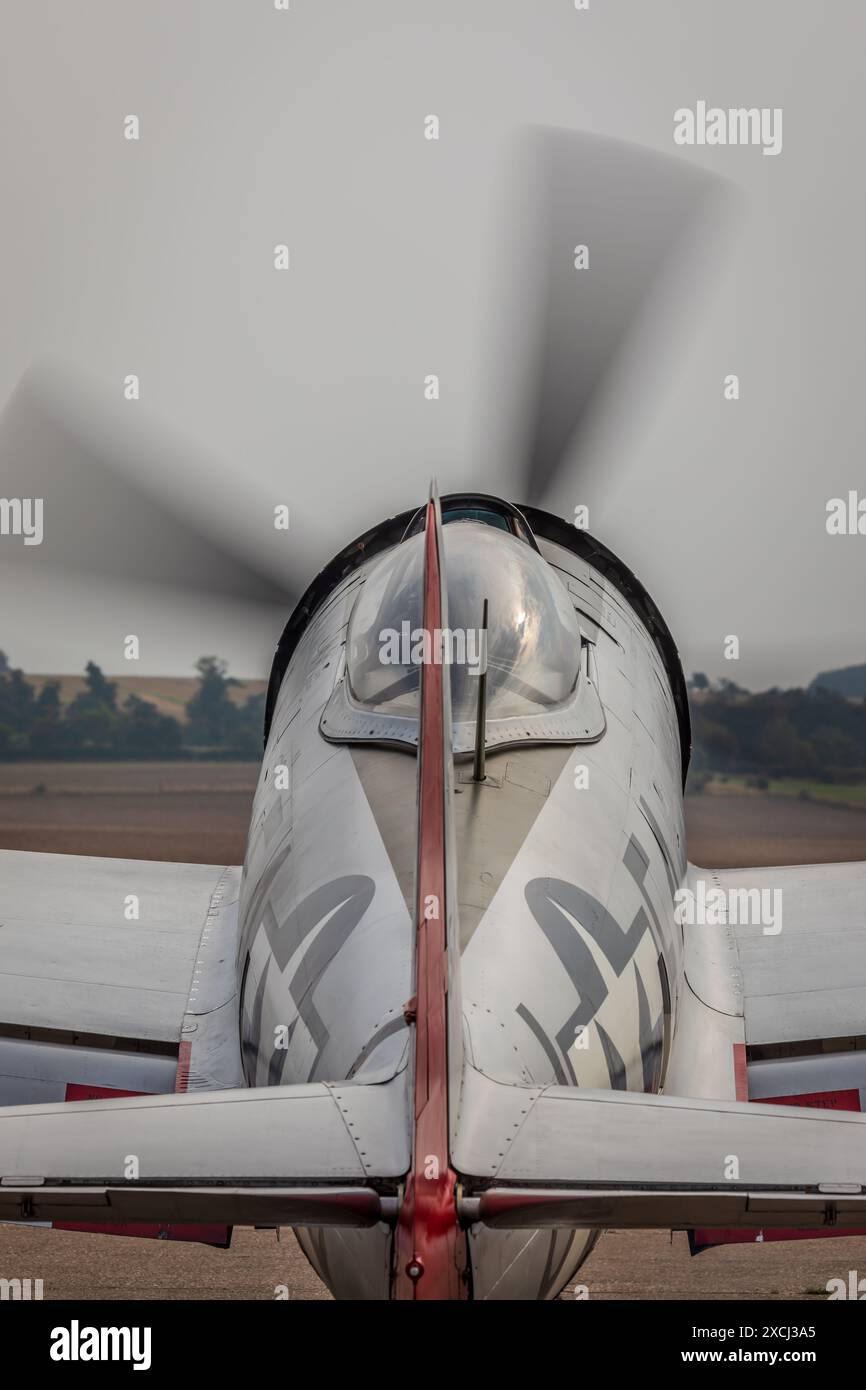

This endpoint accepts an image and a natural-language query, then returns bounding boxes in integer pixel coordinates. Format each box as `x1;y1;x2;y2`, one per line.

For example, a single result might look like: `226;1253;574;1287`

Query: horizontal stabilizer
0;1073;409;1226
454;1070;866;1232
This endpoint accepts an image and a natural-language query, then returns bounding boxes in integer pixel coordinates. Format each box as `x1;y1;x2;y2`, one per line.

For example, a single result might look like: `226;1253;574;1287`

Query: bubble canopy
345;522;582;724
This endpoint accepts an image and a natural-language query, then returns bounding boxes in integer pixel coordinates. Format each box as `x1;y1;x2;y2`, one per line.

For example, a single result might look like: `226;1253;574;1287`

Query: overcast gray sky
0;0;863;688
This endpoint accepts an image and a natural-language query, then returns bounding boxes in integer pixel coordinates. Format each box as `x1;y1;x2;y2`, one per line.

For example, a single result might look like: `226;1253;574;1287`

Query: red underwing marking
692;1065;866;1249
732;1041;748;1102
56;1081;228;1246
174;1039;192;1094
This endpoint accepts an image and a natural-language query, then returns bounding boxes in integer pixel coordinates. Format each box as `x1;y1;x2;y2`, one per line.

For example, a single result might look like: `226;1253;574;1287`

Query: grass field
1;767;865;1300
701;772;866;811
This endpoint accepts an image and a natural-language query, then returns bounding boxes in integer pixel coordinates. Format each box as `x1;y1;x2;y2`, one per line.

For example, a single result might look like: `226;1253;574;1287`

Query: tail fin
393;483;469;1300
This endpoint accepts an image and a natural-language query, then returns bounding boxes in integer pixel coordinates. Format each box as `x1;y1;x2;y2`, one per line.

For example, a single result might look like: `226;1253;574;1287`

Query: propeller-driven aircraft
1;131;865;1300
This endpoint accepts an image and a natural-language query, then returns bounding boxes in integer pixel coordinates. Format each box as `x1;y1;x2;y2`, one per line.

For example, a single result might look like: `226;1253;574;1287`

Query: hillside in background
687;672;866;800
808;663;866;698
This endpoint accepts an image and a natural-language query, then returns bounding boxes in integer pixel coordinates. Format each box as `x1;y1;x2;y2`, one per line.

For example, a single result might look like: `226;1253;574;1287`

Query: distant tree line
688;672;866;783
0;654;264;760
4;651;863;774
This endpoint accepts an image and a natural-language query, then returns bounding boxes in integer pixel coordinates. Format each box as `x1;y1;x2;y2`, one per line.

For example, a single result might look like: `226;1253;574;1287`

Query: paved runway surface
2;1223;864;1301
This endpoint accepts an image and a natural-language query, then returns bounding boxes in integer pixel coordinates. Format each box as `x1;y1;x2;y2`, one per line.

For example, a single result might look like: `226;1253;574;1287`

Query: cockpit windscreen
346;523;581;725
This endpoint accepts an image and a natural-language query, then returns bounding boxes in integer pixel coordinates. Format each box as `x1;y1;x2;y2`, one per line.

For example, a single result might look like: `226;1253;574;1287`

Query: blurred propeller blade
0;359;319;608
481;129;728;507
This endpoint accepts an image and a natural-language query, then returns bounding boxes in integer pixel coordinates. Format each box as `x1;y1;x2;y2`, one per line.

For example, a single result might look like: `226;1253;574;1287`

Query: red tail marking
394;500;468;1300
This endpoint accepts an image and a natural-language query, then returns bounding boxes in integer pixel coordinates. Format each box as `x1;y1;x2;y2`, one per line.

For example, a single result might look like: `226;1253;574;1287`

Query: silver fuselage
237;521;686;1298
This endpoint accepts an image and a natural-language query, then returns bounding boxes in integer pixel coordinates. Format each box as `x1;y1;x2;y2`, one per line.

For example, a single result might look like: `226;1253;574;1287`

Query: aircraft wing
0;849;244;1103
666;860;866;1108
659;858;866;1249
717;860;866;1052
